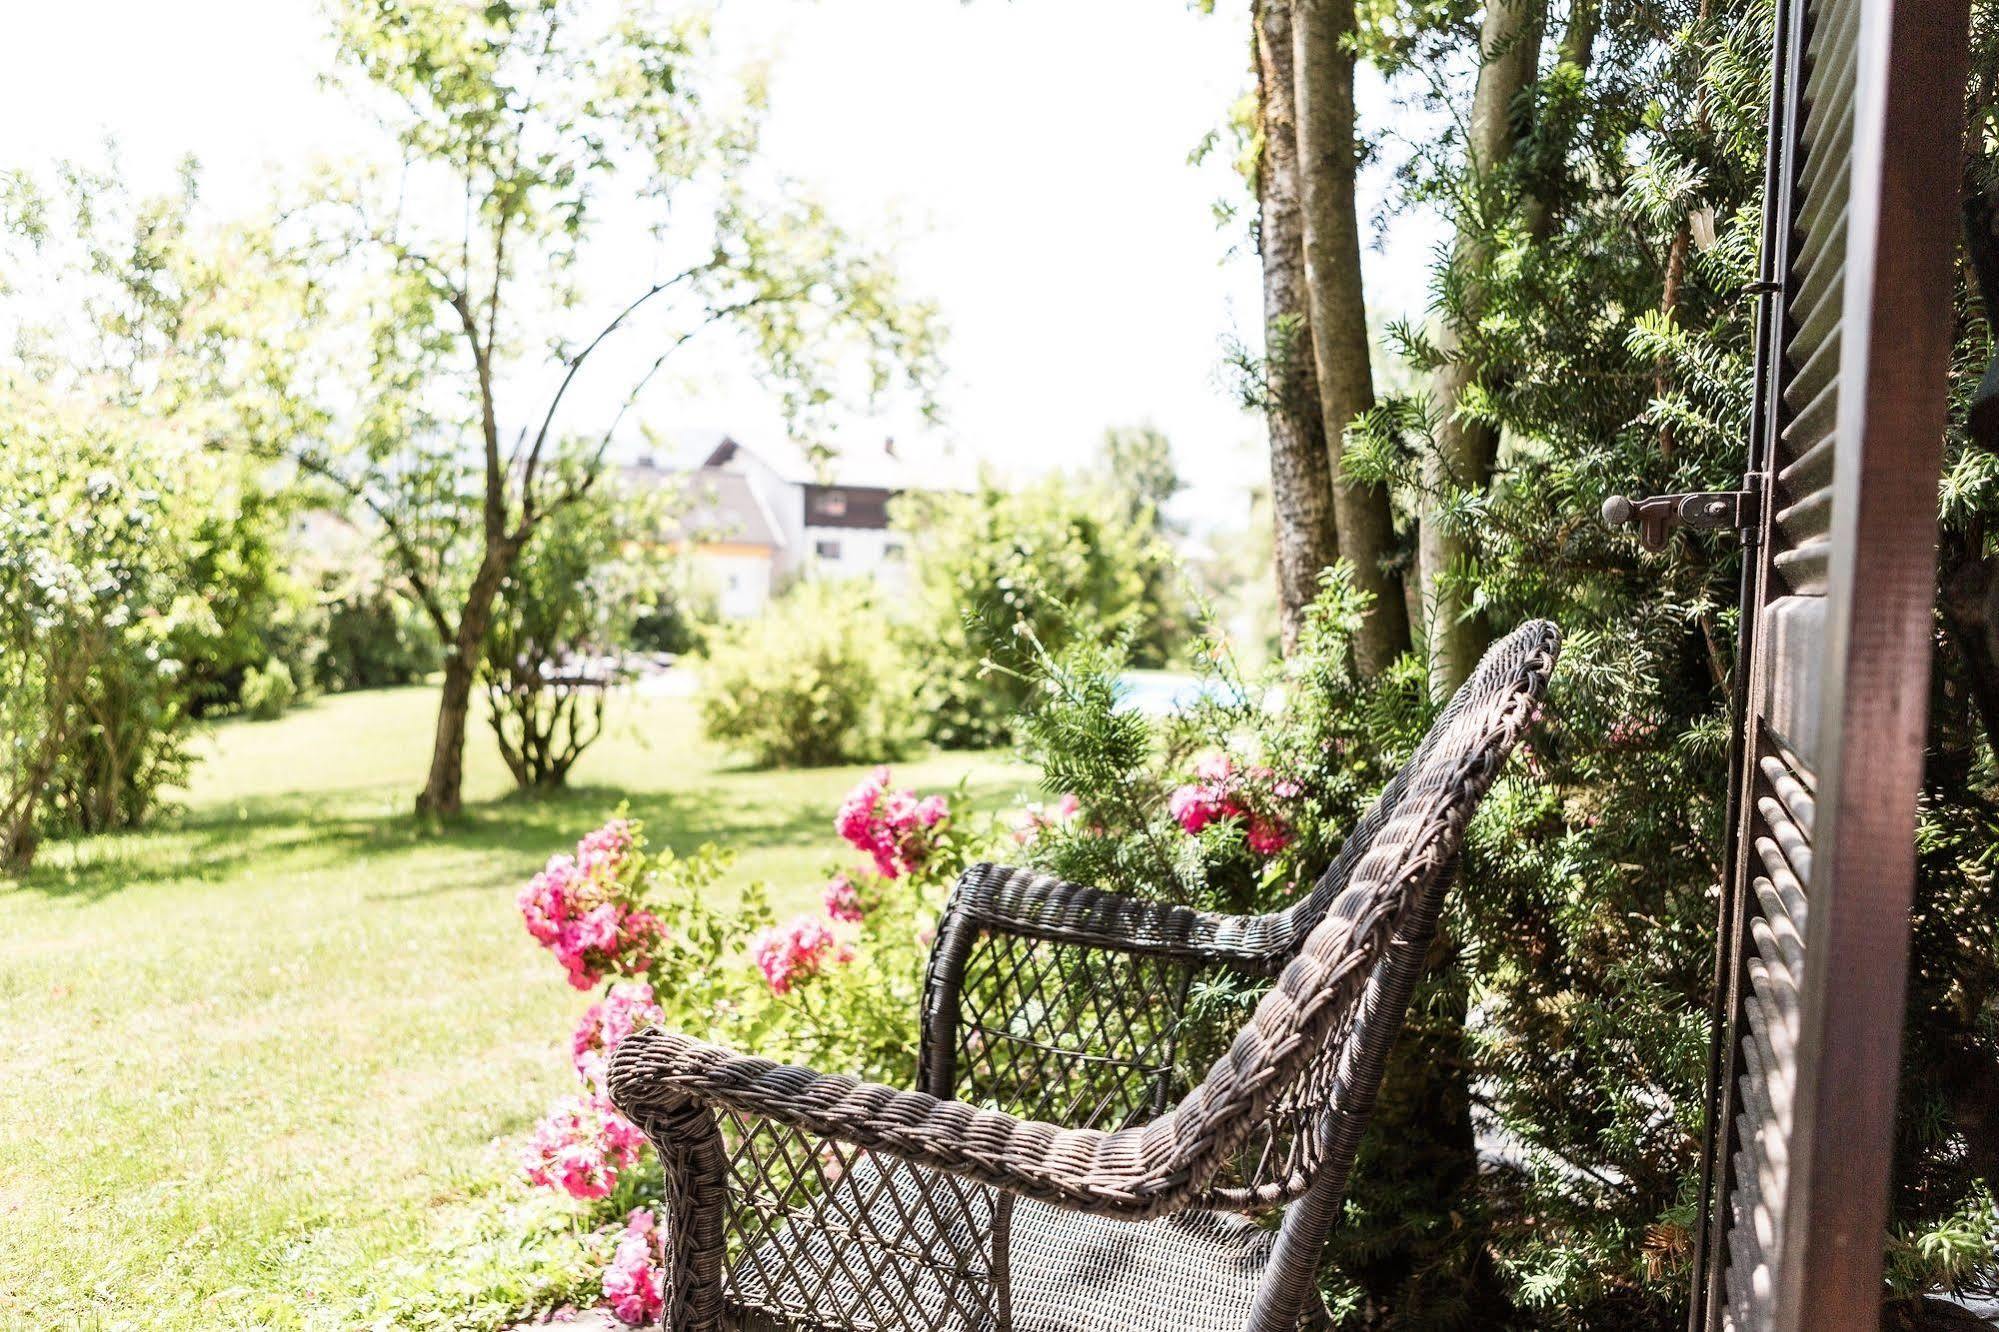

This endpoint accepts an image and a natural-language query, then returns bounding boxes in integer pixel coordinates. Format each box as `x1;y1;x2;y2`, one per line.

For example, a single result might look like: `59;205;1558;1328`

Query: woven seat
732;1155;1311;1332
612;621;1562;1331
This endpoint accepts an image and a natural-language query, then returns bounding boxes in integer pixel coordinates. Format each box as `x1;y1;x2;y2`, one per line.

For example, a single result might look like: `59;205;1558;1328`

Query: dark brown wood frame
1689;2;1969;1328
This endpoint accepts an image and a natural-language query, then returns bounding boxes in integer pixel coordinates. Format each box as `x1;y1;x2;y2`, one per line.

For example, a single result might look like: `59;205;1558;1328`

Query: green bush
0;393;291;863
698;581;919;768
239;661;299;721
484;471;669;790
630;598;702;657
895;476;1187;750
312;586;442;693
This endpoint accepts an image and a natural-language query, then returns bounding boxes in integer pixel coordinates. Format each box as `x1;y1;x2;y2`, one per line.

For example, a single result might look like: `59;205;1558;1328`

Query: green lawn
0;684;1028;1329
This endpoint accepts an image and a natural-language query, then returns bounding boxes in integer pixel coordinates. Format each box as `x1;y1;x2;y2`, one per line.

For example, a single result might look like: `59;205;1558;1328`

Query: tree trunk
1293;0;1411;677
1418;0;1545;700
415;545;514;817
1257;0;1343;655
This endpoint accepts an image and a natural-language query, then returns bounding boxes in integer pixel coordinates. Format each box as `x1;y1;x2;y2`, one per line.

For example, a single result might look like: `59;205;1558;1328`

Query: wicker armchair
610;620;1561;1332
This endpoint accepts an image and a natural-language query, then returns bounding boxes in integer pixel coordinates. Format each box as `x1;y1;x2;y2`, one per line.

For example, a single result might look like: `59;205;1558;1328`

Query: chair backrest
1269;617;1554;959
1190;619;1561;1210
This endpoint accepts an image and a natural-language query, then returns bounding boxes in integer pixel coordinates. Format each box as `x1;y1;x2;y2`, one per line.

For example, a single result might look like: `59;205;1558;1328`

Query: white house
626;434;971;619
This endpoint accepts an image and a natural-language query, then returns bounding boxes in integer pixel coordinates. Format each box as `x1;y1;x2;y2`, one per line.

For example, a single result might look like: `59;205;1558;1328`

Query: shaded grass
0;684;1030;1328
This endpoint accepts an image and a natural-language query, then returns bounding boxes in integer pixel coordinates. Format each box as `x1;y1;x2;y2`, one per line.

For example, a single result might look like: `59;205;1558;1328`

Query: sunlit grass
0;684;1028;1328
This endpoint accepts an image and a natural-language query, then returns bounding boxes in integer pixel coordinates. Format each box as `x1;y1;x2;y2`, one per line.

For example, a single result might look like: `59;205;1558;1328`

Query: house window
884;540;906;561
812;490;847;518
815;540;843;561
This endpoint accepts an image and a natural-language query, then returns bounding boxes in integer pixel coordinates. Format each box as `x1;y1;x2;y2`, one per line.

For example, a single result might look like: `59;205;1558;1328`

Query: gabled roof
626;463;784;550
703;434;974;493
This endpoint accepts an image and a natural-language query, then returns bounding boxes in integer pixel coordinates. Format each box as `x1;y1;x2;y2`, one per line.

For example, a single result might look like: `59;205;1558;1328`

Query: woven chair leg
642;1098;731;1331
1245;855;1460;1332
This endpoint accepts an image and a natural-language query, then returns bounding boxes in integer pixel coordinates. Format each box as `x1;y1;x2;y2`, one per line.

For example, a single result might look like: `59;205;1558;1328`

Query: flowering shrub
602;1209;664;1324
748;914;847;994
521;1093;649;1202
571;982;666;1092
509;780;985;1325
822;871;865;923
835;765;950;877
1011;791;1080;843
1167;754;1297;856
517;818;664;990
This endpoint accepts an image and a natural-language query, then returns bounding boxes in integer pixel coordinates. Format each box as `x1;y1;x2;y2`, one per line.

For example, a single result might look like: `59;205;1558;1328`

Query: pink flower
575;902;620;953
749;914;839;995
578;818;635;872
519;820;666;988
823;873;865;924
1247;815;1292;857
518;855;579;946
836;767;891;843
1170;754;1291;854
522;1093;647;1201
603;1208;664;1325
572;982;666;1091
1169;784;1218;834
833;768;950;879
1011;792;1083;843
1607;716;1656;748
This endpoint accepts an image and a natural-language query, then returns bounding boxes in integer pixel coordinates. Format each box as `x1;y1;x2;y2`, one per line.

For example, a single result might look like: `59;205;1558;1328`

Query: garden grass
0;684;1029;1329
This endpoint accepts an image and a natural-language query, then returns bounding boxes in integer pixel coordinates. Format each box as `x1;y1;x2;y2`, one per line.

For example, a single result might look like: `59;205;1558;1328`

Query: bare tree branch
520;287;809;536
516;263;713;509
240;440;457;641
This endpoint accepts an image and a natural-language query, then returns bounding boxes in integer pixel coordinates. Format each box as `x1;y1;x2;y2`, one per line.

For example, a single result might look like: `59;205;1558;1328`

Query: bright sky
1;0;1438;531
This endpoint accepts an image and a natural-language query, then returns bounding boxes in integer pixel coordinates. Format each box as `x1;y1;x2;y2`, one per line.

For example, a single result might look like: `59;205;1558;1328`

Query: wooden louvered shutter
1685;1;1969;1330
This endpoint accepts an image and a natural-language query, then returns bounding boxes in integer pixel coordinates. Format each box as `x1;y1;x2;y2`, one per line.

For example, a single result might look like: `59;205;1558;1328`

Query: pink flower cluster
749;913;854;994
522;1093;649;1201
519;819;664;990
603;1208;665;1325
822;872;866;924
1606;715;1657;748
1168;754;1296;858
835;767;948;878
571;981;665;1092
1011;792;1081;844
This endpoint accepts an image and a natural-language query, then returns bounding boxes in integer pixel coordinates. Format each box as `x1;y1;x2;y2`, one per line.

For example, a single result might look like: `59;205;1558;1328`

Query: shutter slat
1777;427;1836;502
1781;315;1842;415
1757;755;1818;838
1774;488;1832;546
1772;543;1829;595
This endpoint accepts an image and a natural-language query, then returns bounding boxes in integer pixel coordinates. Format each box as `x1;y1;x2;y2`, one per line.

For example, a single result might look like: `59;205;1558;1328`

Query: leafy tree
0;392;280;865
895;476;1181;748
1316;0;1999;1321
0;160;293;863
1235;0;1411;665
483;457;671;790
220;0;941;816
1099;423;1181;524
1248;0;1343;655
697;580;919;769
1292;0;1411;674
1099;425;1198;668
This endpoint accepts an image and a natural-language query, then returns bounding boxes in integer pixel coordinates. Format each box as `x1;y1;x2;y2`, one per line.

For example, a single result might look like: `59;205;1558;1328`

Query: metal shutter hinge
1601;482;1764;552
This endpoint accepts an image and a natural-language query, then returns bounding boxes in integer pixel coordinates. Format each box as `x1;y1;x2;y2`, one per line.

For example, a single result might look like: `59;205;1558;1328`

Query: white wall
696;551;776;620
802;525;910;593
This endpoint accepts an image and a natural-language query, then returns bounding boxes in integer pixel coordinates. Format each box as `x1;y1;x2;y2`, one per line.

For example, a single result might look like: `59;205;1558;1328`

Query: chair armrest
610;1025;1208;1219
946;862;1292;972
